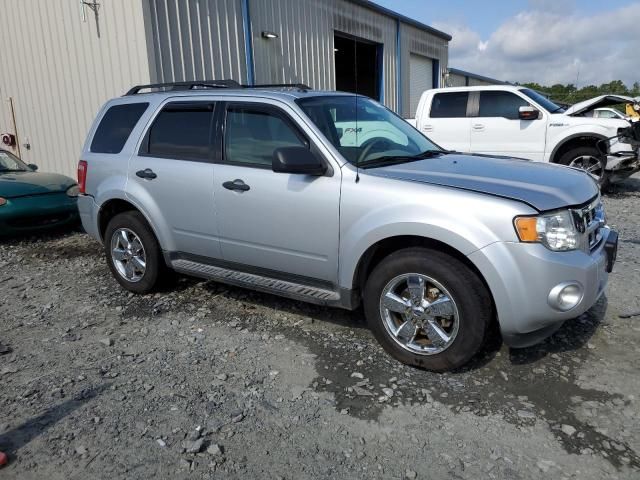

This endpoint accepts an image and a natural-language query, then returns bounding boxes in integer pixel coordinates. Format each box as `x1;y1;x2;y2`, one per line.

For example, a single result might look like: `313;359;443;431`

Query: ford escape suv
78;81;618;372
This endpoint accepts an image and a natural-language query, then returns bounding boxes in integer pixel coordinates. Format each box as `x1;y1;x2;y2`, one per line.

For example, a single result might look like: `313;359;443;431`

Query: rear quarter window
90;103;149;154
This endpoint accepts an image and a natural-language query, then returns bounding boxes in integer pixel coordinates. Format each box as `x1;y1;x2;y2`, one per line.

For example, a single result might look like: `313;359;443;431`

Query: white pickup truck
410;86;639;185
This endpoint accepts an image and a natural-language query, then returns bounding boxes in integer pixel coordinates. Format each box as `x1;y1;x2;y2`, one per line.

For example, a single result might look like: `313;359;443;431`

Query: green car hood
0;171;76;198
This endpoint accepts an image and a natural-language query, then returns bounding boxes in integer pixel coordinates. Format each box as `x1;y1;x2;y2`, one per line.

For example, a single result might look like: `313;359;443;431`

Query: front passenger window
225;107;307;167
478;91;529;120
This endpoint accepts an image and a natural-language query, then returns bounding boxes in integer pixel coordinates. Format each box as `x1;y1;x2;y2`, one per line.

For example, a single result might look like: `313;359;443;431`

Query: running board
171;258;342;305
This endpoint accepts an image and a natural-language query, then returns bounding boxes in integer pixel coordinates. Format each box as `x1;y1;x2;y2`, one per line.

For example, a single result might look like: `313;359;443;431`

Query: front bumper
468;228;617;348
605;151;639;183
0;193;79;237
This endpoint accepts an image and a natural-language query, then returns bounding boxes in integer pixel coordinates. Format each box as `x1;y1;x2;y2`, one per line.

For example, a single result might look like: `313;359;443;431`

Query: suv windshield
0;150;29;172
296;95;440;166
520;88;565;113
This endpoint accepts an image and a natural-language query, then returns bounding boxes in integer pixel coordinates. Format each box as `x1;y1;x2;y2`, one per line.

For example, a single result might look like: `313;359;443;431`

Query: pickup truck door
470;90;547;161
127;100;221;258
211;101;340;283
416;91;471;153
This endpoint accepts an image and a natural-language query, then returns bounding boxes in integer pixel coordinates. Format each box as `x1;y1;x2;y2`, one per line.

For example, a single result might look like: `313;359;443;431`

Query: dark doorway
334;32;382;100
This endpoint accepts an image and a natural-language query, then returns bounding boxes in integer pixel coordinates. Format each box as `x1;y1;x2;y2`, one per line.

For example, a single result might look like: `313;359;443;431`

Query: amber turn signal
514;216;538;242
0;197;7;207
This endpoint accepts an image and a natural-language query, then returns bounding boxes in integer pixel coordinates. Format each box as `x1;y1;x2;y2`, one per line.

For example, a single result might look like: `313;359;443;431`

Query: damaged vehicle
412;87;640;187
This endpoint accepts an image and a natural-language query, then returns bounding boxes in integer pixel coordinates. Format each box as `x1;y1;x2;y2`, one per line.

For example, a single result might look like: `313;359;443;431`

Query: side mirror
28;163;38;171
519;106;540;121
272;147;327;176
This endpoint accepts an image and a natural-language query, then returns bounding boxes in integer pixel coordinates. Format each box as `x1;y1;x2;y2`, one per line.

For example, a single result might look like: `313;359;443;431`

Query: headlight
0;197;6;207
66;185;80;197
514;210;579;251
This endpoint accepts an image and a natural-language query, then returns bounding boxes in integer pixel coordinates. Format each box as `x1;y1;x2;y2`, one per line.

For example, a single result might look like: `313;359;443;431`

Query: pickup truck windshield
297;95;439;166
520;89;566;114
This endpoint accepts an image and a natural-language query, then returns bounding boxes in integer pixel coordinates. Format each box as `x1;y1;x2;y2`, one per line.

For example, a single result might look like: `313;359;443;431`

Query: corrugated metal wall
400;23;448;117
448;72;468;87
0;0;152;176
249;0;399;111
144;0;247;84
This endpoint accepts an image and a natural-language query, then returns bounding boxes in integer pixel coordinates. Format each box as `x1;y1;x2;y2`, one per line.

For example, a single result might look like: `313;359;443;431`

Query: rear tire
104;211;164;294
557;146;609;189
363;247;493;372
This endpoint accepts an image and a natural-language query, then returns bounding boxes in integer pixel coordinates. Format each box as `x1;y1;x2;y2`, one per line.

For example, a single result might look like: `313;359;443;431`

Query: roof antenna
354;36;360;184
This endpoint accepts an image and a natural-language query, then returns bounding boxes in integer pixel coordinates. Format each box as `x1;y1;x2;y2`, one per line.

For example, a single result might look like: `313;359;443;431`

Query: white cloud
435;3;640;87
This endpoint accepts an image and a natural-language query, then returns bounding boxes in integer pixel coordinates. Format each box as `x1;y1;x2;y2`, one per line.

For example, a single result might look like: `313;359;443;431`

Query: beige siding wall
447;72;468;87
0;0;152;176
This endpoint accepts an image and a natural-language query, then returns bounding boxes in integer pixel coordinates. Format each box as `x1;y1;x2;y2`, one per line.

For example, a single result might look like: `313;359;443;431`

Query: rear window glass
90;103;148;154
146;103;214;161
430;92;468;118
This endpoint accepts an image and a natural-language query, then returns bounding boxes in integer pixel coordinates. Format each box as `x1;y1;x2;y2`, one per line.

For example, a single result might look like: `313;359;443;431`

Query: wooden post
7;97;21;160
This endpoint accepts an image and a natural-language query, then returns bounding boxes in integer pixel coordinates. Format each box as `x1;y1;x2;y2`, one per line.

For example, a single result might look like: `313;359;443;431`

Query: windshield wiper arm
359;150;448;168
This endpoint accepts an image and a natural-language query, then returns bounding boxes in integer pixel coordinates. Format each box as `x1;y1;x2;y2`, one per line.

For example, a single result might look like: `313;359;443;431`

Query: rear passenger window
430;92;469;118
145;102;214;161
91;103;148;154
478;91;529;119
224;107;307;167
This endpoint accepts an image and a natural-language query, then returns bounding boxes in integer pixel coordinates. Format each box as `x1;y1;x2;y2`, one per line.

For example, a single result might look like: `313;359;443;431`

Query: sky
372;0;640;87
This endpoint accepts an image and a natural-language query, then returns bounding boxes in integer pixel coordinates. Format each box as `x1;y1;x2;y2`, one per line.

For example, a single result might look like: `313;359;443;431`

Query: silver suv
78;81;618;372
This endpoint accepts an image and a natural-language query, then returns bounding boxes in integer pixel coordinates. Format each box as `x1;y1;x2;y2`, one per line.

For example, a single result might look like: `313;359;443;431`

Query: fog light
548;282;583;312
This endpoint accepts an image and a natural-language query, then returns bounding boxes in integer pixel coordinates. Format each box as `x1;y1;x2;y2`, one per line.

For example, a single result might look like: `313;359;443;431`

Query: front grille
572;198;605;252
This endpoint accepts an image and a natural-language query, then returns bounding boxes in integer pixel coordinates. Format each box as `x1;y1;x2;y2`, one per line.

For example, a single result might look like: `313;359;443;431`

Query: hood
365;153;599;211
565;94;639;116
0;171;76;198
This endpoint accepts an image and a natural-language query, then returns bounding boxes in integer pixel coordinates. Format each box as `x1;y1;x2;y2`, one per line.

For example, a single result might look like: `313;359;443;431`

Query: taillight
77;160;88;194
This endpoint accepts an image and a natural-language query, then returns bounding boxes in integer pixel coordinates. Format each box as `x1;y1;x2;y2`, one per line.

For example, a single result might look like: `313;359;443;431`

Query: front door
212;102;340;283
127;100;221;259
418;91;471;152
470;90;547;161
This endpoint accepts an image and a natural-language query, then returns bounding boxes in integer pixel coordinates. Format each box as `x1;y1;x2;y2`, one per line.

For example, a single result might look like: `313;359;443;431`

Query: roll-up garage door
409;53;434;118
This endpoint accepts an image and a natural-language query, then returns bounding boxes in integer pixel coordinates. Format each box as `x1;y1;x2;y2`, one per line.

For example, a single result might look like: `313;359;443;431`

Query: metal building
446;67;507;87
0;0;450;176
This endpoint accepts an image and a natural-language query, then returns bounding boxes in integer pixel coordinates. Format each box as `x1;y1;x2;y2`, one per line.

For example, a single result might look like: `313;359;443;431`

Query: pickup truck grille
572;198;605;252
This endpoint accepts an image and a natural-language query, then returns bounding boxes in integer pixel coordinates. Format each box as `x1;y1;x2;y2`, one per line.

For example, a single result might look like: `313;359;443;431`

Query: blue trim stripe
241;0;255;85
396;18;402;113
432;59;440;88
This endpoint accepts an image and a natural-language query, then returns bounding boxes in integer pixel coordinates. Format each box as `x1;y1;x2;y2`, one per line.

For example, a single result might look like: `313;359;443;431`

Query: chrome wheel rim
379;273;460;355
569;155;604;181
110;228;146;283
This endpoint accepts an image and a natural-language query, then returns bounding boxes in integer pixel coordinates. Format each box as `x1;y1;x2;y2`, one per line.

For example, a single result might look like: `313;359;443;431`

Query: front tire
363;248;493;372
557;146;609;188
104;211;164;294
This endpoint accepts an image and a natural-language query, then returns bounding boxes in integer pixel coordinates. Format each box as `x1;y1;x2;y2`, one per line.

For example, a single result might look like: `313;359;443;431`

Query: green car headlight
66;185;80;198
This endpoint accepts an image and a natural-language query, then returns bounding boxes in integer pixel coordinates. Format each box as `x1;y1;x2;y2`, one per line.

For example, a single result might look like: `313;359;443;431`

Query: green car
0;149;79;237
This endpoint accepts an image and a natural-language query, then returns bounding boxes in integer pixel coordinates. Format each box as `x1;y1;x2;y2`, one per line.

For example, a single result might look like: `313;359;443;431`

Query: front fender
337;175;535;289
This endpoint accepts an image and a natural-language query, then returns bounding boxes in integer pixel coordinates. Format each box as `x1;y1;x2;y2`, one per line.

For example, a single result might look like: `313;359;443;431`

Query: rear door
127;100;221;258
470;90;547;160
417;91;471;152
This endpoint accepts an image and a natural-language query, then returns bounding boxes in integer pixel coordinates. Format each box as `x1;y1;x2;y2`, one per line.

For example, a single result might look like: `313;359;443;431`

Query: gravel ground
1;174;639;480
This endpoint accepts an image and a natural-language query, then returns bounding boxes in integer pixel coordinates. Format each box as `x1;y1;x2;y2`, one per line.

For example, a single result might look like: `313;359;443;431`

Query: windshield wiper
359;150;449;169
0;169;27;173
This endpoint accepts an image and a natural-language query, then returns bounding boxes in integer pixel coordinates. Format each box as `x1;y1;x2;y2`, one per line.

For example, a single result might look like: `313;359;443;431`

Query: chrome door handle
472;124;485;131
223;179;250;192
422;125;434;132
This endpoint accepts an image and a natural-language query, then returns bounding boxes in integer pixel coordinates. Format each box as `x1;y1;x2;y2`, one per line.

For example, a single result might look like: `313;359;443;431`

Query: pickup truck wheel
104;211;163;294
363;248;492;372
558;146;609;188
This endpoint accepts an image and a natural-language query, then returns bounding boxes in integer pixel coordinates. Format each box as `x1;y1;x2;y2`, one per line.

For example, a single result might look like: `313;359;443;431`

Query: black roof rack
245;83;311;91
125;80;311;95
125;80;241;95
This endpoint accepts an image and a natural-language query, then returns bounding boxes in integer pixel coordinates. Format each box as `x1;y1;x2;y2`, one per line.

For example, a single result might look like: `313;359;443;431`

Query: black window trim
220;101;323;171
429;91;471;119
137;100;217;163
